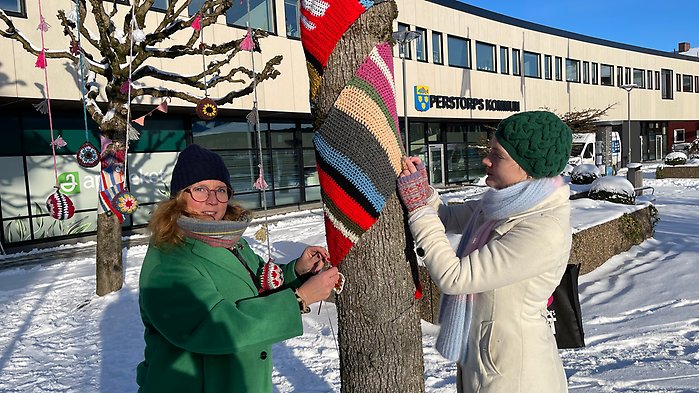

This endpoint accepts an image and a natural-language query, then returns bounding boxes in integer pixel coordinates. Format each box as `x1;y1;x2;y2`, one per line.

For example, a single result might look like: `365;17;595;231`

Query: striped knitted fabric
314;42;403;266
98;171;125;223
300;0;385;101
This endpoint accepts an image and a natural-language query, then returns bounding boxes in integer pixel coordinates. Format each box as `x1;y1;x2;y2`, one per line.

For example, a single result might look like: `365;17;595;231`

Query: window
447;35;470;68
600;64;613;86
432;32;443;64
661;69;673;99
565;58;580;82
500;46;509;74
544;55;552;80
582;61;589;84
396;23;412;59
655;71;661;91
682;74;693;92
475;41;496;72
555;56;562;81
152;0;169;10
476;41;495;72
189;0;275;32
0;0;23;14
633;68;645;88
617;66;623;86
284;0;300;38
415;27;428;62
647;70;653;89
695;76;699;93
625;67;631;85
512;48;521;76
523;51;540;78
592;63;599;85
674;129;686;143
676;74;682;92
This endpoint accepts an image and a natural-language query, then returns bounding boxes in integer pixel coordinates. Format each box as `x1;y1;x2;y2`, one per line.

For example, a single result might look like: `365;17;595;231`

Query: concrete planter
655;165;699;179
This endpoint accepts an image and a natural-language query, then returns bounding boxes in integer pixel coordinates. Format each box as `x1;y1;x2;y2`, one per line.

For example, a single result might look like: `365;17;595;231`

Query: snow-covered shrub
570;164;602;185
687;157;699;166
588;176;635;205
664;151;687;166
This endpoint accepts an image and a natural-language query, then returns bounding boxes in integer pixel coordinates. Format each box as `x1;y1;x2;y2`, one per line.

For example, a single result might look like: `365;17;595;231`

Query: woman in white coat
397;111;573;393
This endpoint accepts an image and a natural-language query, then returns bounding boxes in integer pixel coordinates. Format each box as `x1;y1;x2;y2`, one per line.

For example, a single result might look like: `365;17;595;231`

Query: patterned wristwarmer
397;163;432;212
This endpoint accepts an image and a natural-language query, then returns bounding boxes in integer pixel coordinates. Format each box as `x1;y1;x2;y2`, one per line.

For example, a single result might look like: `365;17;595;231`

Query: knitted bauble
495;111;573;178
112;190;139;215
196;98;218;121
76;141;100;168
260;260;284;292
46;190;75;220
170;144;232;197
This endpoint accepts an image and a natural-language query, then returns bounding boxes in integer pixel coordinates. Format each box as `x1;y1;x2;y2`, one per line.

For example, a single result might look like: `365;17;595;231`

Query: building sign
414;85;520;113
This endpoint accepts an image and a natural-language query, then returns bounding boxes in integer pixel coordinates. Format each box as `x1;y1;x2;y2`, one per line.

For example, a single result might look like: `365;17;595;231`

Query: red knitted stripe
301;0;366;68
324;216;353;266
318;166;375;231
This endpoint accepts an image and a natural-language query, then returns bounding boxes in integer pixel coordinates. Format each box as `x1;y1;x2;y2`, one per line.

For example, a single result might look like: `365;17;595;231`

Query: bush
664;151;687;166
570;164;601;185
588;176;635;205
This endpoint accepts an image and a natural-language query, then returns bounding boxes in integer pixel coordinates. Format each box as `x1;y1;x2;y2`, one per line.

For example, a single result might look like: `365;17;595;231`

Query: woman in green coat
137;144;339;393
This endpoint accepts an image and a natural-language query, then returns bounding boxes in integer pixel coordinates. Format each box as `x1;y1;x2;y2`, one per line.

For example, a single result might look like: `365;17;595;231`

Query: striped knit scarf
435;176;563;365
177;215;250;249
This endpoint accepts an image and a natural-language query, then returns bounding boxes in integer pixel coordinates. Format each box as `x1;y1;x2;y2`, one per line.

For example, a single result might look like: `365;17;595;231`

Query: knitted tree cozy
312;42;403;266
300;0;386;101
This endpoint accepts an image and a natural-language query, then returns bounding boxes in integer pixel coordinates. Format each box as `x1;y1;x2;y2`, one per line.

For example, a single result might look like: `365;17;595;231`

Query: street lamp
392;29;421;154
619;83;638;165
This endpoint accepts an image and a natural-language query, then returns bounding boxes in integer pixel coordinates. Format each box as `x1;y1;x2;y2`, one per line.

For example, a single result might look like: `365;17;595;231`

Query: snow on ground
1;167;698;392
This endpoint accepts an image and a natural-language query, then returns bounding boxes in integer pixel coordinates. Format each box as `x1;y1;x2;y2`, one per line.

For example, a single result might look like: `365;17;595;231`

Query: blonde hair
149;191;251;247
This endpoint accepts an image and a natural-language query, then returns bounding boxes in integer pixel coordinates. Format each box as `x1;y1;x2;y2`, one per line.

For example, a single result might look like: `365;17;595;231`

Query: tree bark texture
95;212;123;296
314;3;425;392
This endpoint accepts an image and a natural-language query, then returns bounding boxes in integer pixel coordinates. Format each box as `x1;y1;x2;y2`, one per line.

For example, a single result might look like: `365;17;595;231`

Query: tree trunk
314;3;425;392
96;212;123;296
95;107;127;296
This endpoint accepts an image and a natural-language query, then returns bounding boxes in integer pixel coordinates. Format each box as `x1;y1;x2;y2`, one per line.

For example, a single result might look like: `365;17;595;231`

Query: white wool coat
408;185;572;393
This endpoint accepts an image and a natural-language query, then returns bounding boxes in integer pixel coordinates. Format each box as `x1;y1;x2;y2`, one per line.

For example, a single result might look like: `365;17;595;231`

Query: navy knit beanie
495;111;573;178
170;144;232;197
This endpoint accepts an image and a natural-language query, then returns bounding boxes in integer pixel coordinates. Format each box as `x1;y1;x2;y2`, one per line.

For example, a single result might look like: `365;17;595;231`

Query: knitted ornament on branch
46;189;75;220
260;260;284;292
76;141;100;168
196;98;218;120
112;190;139;215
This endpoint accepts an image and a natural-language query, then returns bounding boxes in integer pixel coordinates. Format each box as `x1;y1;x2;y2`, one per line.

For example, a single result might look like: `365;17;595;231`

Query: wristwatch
294;289;311;314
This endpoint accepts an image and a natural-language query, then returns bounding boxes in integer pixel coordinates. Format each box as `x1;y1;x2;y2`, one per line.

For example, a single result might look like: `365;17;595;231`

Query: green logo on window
58;172;81;195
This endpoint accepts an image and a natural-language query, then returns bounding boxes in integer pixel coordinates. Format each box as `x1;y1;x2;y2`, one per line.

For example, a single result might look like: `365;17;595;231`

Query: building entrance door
428;145;445;186
655;135;664;161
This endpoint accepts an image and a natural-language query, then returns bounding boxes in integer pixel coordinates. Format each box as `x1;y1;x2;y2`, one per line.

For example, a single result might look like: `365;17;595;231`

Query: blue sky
460;1;698;53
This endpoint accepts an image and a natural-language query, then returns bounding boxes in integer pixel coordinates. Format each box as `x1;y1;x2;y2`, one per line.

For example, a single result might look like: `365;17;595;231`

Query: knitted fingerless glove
397;163;432;212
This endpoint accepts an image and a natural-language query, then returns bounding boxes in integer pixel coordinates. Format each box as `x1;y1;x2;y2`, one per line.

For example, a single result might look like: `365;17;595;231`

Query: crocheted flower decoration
196;98;218;121
46;190;75;220
260;260;284;292
76;141;100;168
112;190;139;215
334;272;345;295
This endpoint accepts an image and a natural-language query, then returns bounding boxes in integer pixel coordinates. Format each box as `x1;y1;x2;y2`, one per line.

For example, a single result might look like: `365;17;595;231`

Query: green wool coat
136;237;304;393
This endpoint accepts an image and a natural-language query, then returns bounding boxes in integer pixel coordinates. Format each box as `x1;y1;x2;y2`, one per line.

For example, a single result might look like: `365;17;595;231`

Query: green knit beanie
495;111;573;178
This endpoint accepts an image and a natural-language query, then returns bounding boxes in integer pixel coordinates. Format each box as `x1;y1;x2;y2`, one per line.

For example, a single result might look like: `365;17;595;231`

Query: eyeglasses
185;185;233;203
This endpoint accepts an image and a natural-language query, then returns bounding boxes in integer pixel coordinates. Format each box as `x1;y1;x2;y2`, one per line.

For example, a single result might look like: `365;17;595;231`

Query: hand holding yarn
296;267;340;305
397;156;433;212
295;246;330;276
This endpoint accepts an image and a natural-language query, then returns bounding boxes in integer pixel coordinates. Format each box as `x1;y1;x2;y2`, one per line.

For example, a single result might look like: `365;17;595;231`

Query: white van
568;132;621;168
